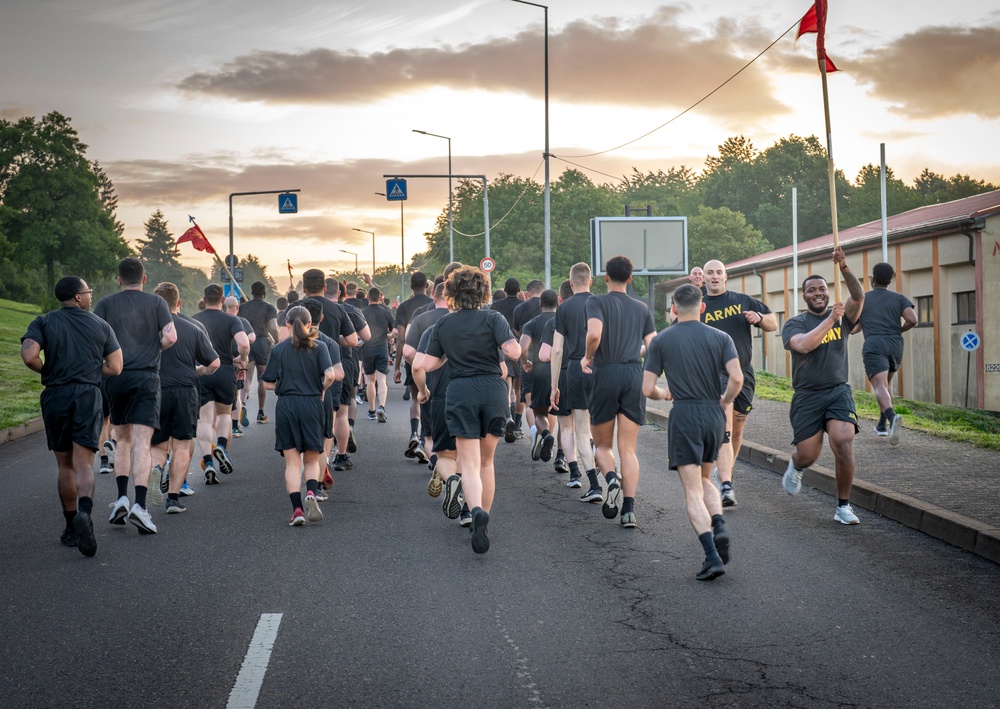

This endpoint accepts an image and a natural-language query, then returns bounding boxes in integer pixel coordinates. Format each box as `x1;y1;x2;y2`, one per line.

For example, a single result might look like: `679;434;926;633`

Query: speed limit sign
480;257;496;273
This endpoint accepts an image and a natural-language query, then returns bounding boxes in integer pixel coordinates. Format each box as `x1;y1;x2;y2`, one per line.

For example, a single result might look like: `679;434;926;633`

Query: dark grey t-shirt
860;289;913;339
361;303;396;352
426;309;515;380
260;338;333;397
585;292;656;366
407;307;449;393
340;302;366;364
644;321;738;401
512;296;542;337
22;307;120;387
521;311;555;367
782;310;857;390
490;295;520;328
553;292;591;362
396;293;433;331
239;298;278;339
302;296;356;348
94;289;172;372
701;290;770;369
160;314;218;388
192;309;245;368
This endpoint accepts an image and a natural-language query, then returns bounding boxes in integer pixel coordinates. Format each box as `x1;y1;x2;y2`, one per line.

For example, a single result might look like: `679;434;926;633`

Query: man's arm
549;331;564;404
160;321;177;350
234;330;251;365
721;357;744;406
267;318;279;345
394;324;406;381
901;306;917;333
835;248;865;324
500;338;521;362
787;303;844;354
103;349;124;377
20;339;43;374
518;334;532;372
581;317;603;374
195;357;221;377
642;370;671;401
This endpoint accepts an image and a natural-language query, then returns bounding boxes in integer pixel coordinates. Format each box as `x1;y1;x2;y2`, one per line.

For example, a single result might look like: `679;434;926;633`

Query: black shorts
667;400;726;470
340;357;359;405
200;366;237;407
430;397;456;452
152;386;199;445
552;359;592;417
722;367;756;416
589;363;645;426
249;339;272;366
862;336;904;379
100;378;111;419
41;384;102;452
404;362;415;387
322;388;336;439
520;369;533;401
529;364;552;412
789;383;860;445
362;348;389;375
445;376;509;439
274;395;325;453
107;370;161;428
420;400;432;438
505;356;522;380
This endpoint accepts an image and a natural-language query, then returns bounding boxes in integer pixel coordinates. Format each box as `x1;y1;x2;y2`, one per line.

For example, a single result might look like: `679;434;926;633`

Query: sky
3;0;999;284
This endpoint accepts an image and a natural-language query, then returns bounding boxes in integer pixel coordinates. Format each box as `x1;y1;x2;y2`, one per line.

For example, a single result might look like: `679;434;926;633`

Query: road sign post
961;331;981;408
480;257;495;273
278;193;298;213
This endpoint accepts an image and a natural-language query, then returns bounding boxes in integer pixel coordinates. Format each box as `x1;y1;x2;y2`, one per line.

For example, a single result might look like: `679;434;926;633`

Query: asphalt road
1;384;997;708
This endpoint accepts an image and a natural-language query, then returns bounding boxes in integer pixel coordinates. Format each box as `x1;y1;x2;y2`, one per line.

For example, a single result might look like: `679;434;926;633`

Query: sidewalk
645;396;1000;565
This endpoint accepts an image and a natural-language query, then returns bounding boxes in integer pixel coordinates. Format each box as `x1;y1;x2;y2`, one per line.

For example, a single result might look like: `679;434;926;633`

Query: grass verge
0;299;44;429
755;371;1000;452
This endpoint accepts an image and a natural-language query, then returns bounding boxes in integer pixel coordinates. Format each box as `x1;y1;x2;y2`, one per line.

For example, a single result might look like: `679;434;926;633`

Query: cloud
850;25;1000;119
177;8;789;122
0;103;35;121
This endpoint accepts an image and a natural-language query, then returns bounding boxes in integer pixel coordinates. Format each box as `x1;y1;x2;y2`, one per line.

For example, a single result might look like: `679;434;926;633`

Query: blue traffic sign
960;331;981;352
386;179;407;201
279;193;298;214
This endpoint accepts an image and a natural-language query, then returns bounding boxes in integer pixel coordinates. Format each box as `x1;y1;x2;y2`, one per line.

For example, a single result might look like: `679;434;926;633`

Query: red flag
796;1;839;73
177;224;215;253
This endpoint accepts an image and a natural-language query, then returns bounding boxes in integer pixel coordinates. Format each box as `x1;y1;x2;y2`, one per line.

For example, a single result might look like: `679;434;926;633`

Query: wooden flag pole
189;217;246;302
820;60;842;304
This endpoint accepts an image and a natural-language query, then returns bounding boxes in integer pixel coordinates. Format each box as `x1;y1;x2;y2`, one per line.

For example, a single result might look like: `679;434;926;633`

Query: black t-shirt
339;302;366;364
344;297;368;311
396;293;433;331
585;292;656;366
521;311;556;367
94;289;173;372
417;326;449;398
512;296;542;337
701;290;770;370
192;308;245;368
782;310;857;390
361;303;396;352
260;338;333;396
860;289;913;339
408;307;449;393
160;314;218;388
317;331;343;371
426;309;515;380
553;292;591;362
490;295;520;328
302;296;356;347
22;307;120;387
541;317;556;348
644;321;738;401
239;298;278;339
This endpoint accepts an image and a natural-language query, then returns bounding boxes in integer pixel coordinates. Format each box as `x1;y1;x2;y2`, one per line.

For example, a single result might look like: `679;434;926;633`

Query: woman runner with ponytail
261;306;336;525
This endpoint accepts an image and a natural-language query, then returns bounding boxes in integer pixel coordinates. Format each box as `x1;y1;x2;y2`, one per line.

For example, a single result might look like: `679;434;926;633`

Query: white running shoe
305;493;323;523
128;503;157;534
108;496;129;525
888;415;903;446
782;459;803;495
834;504;860;525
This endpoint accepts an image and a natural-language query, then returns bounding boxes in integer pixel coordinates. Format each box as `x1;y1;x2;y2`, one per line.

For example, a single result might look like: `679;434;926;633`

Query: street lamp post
376;192;406;302
228;187;301;299
352;228;375;275
340;249;358;273
412;129;453;263
509;0;550;287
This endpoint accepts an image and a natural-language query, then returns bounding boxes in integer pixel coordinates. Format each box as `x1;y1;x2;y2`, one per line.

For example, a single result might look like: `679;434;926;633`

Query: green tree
688;206;773;270
618;166;702;217
840;164;923;229
210;253;277;299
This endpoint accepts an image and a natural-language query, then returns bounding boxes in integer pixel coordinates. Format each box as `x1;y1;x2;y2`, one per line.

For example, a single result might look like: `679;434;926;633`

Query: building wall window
916;296;934;326
955;291;976;325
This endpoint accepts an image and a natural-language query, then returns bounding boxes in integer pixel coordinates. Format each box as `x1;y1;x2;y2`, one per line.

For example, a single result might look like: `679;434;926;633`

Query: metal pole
447;138;453;263
966;350;971;409
400;201;405;302
483;177;490;259
792;187;799;315
880;143;889;263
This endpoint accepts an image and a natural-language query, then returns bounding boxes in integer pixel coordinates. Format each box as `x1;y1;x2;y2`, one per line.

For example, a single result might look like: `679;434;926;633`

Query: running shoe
203;460;219;485
165;499;187;514
108;496;129;525
231;424;243;438
834;504;860;525
874;425;888;437
720;484;737;508
355;392;364;405
403;387;411;401
289;507;306;526
128;504;157;534
565;474;582;489
428;453;437;472
148;466;164;508
180;482;196;496
470;508;490;554
256;410;268;424
553;455;569;474
427;469;443;497
73;511;97;557
504;418;516;443
404;433;420;458
159;468;170;494
888;414;903;447
514;428;524;439
414;446;430;464
314;488;329;502
333;455;353;471
60;527;80;548
540;433;555;462
442;474;462;519
530;430;544;461
377;406;387;423
459;507;472;527
580;486;603;503
103;439;116;465
696;556;725;581
348;426;358;453
305;493;323;523
367;410;378;421
602;475;622;519
714;528;730;565
213;445;234;474
323;466;335;489
782;459;802;495
620;512;637;528
240;405;250;428
99;460;112;475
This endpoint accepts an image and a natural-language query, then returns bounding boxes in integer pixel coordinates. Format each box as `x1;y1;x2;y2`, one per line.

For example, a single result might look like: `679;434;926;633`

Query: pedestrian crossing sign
279;193;298;214
386;179;407;201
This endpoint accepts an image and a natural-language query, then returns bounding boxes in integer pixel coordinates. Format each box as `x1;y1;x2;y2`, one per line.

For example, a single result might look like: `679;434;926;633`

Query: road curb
1;417;43;446
645;402;999;566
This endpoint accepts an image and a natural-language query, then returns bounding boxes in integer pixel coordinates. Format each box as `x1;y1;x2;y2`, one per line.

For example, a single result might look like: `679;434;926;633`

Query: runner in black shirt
643;284;743;580
582;256;656;528
277;290;299;341
333;296;368;470
225;296;257;438
94;258;177;535
519;290;558;463
301;299;345;493
424;266;520;554
240;282;280;425
394;272;433;454
362;288;396;423
781;248;866;525
404;282;449;468
492;277;525;442
192;284;250;485
512;279;544;443
702;259;778;507
550;264;597;484
150;283;220;513
22;276;122;556
858;262;916;444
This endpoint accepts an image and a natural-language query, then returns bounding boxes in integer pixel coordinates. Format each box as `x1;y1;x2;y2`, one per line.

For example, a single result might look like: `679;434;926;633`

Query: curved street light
412;129;453;263
352;228;375;275
340;249;358;272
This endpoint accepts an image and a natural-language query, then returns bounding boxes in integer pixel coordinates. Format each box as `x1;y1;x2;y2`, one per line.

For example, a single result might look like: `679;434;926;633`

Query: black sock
290;492;303;510
509;402;516;417
63;510;75;529
711;514;725;535
79;496;93;515
699;531;719;559
348;418;355;428
605;470;618;484
568;460;580;476
878;411;887;428
204;455;214;468
721;480;732;491
410;418;419;435
556;448;564;459
587;469;600;487
885;407;896;421
513;413;522;428
100;455;108;466
115;475;129;498
216;437;227;450
622;496;635;514
306;479;319;495
135;485;147;508
460;502;470;514
838;498;850;507
168;493;179;502
540;429;550;439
